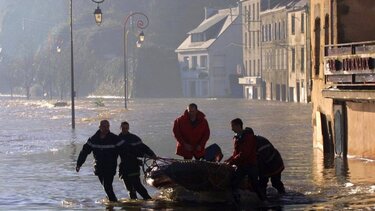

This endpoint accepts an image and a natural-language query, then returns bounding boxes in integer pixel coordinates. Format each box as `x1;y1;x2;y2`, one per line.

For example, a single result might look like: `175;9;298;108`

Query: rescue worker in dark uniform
224;118;266;202
118;121;156;200
76;120;120;202
246;127;285;196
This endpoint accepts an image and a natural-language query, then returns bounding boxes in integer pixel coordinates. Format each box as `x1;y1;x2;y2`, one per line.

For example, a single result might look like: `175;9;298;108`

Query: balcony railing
325;41;375;57
181;67;209;79
324;41;375;85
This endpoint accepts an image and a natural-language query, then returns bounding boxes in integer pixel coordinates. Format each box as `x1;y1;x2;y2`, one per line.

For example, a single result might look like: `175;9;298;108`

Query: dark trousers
259;172;285;196
98;175;117;202
122;176;151;200
232;165;266;201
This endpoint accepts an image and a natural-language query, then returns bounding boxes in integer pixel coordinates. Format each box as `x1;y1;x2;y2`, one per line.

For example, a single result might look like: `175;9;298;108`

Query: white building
175;7;243;98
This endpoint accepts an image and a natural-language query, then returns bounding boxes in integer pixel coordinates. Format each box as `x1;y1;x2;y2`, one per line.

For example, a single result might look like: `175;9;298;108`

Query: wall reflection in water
313;148;375;186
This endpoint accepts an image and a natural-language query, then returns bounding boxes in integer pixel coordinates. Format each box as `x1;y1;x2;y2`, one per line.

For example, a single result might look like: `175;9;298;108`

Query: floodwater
1;98;375;210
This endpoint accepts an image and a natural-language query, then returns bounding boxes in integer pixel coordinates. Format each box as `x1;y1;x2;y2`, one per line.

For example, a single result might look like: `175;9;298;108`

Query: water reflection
314;149;375;186
2;98;375;210
311;148;375;209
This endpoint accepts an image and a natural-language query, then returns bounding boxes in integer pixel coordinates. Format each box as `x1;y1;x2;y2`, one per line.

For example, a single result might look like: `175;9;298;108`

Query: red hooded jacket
173;109;210;158
226;129;257;167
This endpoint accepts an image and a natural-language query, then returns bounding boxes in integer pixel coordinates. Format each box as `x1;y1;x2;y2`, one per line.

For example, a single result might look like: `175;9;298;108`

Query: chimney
204;7;218;19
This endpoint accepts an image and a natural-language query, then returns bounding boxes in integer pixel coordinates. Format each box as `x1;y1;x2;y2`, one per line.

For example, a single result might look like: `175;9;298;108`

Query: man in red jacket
225;118;265;202
173;103;210;160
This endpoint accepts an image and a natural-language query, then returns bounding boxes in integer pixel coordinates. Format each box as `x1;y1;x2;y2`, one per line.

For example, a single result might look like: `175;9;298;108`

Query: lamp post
123;12;149;109
69;0;104;129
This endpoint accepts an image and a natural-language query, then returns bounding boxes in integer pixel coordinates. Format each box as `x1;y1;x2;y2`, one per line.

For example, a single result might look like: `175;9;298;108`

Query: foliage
0;0;238;98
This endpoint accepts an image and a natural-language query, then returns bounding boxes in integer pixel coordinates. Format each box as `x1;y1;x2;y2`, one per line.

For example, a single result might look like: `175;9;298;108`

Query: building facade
175;7;243;98
239;0;311;103
261;6;289;101
310;0;375;159
287;0;311;103
239;0;263;100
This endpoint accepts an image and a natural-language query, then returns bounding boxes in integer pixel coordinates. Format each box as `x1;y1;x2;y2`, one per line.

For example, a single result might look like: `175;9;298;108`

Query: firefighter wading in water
76;120;120;202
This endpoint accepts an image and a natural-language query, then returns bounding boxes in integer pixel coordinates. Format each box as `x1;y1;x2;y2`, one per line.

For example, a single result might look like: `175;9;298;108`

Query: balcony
324;41;375;85
323;41;375;101
181;67;209;79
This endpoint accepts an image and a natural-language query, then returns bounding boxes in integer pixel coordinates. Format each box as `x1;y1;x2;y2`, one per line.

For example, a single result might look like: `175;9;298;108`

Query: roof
175;7;239;53
188;13;228;34
261;0;306;11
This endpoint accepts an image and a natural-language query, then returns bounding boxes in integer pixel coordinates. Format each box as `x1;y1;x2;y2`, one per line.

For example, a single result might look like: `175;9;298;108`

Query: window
252;32;255;48
249;32;251;48
183;57;189;70
301;13;305;33
245;60;248;75
192;56;197;69
248;5;251;21
247;7;250;30
252;3;255;20
292;48;295;72
253;59;256;76
268;24;271;41
249;60;252;75
191;33;204;42
291;14;295;35
276;49;279;69
314;18;321;76
274;23;277;40
257;59;260;76
245;32;248;49
301;47;305;72
262;25;264;42
200;55;207;68
244;6;248;23
281;49;284;69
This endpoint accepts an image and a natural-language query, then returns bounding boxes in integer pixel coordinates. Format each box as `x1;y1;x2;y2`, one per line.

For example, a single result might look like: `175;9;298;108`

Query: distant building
310;0;375;159
239;0;311;103
261;4;289;101
175;7;243;98
239;0;263;100
286;0;310;103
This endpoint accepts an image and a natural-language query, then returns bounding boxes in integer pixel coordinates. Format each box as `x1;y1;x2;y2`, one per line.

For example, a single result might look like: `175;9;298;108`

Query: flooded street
1;98;375;210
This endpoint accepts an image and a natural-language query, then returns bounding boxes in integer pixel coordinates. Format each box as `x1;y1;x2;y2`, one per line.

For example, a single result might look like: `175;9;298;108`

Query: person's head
187;103;198;121
120;121;129;134
231;118;243;134
99;120;110;135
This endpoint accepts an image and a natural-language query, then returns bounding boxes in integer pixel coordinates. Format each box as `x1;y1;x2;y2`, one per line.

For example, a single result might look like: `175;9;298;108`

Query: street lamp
123;12;149;109
92;0;104;25
69;0;105;129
